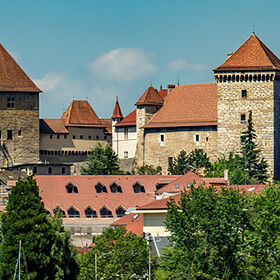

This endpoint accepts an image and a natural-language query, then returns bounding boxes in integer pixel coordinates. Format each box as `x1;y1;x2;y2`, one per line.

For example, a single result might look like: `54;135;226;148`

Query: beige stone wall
143;127;217;174
217;72;275;177
0;109;40;166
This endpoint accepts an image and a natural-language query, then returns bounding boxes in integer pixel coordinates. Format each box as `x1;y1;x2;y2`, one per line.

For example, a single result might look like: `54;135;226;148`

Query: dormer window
85;207;97;218
53;206;66;218
100;206;113;218
116;206;126;218
95;183;107;193
68;206;80;218
133;183;145;193
66;183;78;193
110;183;122;193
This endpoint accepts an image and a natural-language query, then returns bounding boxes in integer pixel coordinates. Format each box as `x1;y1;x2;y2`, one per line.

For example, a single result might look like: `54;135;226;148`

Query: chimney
224;169;229;181
167;84;176;94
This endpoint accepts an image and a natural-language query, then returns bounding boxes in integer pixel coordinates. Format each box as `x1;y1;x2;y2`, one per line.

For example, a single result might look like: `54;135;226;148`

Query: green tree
156;186;251;280
135;165;162;175
241;110;268;183
206;152;245;185
168;150;189;175
187;148;211;174
81;143;121;175
0;177;56;280
78;227;154;280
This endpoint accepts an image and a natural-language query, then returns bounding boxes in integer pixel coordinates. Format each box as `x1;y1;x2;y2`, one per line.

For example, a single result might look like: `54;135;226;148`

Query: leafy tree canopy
81;143;121;175
135;165;162;175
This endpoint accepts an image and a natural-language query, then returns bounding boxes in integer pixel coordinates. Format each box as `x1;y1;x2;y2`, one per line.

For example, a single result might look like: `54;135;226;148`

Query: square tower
0;43;42;167
214;34;280;179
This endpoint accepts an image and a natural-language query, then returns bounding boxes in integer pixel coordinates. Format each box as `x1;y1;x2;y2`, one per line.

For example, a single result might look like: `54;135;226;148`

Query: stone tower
214;34;280;179
135;86;163;166
0;43;42;167
111;97;123;155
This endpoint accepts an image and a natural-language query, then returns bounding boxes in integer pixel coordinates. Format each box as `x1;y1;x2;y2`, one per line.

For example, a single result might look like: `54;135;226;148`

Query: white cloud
34;72;66;92
167;59;209;71
90;48;156;82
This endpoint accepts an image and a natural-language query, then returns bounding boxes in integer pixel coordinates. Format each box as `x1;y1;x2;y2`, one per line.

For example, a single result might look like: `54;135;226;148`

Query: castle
112;34;280;179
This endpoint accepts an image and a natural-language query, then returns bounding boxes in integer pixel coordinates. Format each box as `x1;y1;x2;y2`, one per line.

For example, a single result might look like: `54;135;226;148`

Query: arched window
133;183;145;193
116;207;126;218
66;183;78;193
53;206;66;218
95;183;107;193
68;207;80;218
85;207;97;218
100;207;113;218
110;183;122;193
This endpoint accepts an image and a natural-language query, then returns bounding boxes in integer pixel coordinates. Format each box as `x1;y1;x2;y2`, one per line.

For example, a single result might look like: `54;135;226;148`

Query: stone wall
0;92;39;166
143;126;217;174
216;72;276;178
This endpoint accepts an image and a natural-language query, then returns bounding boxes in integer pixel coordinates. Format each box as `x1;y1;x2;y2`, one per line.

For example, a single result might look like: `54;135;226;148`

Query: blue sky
0;0;279;118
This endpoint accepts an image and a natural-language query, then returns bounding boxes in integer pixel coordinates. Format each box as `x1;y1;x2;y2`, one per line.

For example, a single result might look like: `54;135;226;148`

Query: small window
241;136;246;144
7;130;12;140
242;90;247;98
195;134;200;142
33;166;37;174
116;207;126;218
206;137;209;142
0;130;1;139
88;135;91;140
80;135;83;139
96;135;99;140
7;97;15;108
168;157;173;167
56;135;60;139
85;207;97;218
72;135;76;139
68;207;80;218
61;166;66;175
95;183;107;193
110;183;122;193
160;135;164;142
124;151;128;158
64;135;67;139
133;183;145;193
18;130;22;136
104;135;107;140
66;183;74;193
50;135;53;139
100;207;113;218
48;166;53;175
124;128;128;140
241;114;246;123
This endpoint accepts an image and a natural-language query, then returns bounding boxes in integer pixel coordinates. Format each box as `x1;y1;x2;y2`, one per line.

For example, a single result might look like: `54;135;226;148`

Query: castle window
100;207;113;218
33;166;37;174
72;135;76;139
242;90;247;98
18;130;22;136
133;183;145;193
124;151;128;158
124;128;128;140
7;97;15;108
168;157;173;167
116;207;126;218
195;134;200;142
110;183;122;193
96;135;99;140
206;137;209;142
241;136;246;144
48;166;53;175
64;135;67;139
241;114;246;123
50;135;53;139
68;207;80;218
85;207;97;218
57;135;60;139
80;135;83;139
61;166;66;175
88;135;91;140
160;134;165;146
95;183;107;193
53;207;66;218
7;130;12;140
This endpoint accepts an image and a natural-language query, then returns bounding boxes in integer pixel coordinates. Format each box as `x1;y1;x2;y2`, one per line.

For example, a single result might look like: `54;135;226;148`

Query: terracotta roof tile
40;119;69;134
144;83;217;128
214;34;280;71
158;89;168;99
61;100;104;127
115;110;136;127
137;194;181;210
0;43;41;92
100;118;112;134
35;175;180;218
135;86;164;106
111;98;123;119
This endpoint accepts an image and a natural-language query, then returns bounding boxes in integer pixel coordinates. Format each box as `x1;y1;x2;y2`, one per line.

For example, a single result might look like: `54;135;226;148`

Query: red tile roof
61;100;104;128
100;118;112;134
111;213;143;236
158;89;168;99
35;175;180;218
40;119;69;134
144;83;217;128
135;86;164;106
214;34;280;71
0;43;42;92
115;110;136;127
137;194;181;210
111;98;123;119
